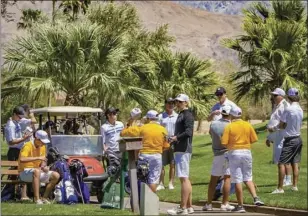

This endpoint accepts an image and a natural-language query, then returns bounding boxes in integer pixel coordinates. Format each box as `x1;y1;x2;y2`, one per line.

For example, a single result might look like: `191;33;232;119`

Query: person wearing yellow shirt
121;110;169;192
221;106;264;213
18;130;60;204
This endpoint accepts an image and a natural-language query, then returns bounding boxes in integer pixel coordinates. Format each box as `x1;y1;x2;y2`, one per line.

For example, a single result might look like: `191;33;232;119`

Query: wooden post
119;137;143;214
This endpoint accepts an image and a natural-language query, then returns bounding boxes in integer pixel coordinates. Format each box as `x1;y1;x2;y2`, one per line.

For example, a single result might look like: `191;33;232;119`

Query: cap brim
175;98;185;102
40;138;50;144
271;92;279;95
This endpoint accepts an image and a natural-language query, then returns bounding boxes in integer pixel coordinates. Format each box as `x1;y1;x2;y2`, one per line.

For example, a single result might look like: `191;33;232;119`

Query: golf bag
51;157;78;205
69;159;90;204
47;147;61;166
126;156;150;206
100;150;122;209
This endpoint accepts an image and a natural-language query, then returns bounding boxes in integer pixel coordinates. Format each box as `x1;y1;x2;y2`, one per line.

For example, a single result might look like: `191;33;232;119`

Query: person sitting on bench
18;130;60;204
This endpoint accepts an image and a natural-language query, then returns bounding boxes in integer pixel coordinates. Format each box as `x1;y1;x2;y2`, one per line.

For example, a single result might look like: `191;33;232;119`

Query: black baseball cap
165;98;174;104
105;107;120;116
215;87;227;95
13;106;25;118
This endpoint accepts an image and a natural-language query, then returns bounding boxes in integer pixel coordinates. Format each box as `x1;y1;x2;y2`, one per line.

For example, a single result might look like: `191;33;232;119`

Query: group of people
3;85;304;212
4;105;60;204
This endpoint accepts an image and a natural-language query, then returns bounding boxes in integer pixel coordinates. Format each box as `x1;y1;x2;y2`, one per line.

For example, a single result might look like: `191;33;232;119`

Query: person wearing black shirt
167;94;194;215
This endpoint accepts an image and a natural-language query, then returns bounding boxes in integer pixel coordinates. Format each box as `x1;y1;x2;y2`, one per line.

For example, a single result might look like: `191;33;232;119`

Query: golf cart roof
31;106;103;115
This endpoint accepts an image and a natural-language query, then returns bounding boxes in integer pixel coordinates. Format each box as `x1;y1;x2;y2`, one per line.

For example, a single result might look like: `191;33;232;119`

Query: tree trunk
197;119;203;133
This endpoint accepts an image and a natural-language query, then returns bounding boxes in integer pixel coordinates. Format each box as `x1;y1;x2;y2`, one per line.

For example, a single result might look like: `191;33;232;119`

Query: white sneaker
283;181;292;186
35;199;44;205
291;186;298;191
42;199;51;204
271;188;284;194
157;184;165;191
167;206;188;215
220;203;235;211
187;207;194;214
168;183;175;190
202;203;213;211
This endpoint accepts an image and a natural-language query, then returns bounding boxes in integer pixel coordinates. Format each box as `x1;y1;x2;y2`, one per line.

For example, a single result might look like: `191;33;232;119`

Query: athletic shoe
283;181;292;186
202;203;213;211
291;186;298;191
42;199;51;204
157;184;165;191
220;203;235;211
35;199;44;205
253;197;264;206
271;188;284;194
187;207;194;214
167;206;188;215
232;205;246;213
168;183;175;190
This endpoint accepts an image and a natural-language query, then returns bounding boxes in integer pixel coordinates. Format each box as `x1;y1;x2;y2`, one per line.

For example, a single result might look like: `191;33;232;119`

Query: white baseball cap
221;105;232;116
271;88;285;96
146;110;159;119
287;88;299;96
130;108;142;118
230;106;242;117
175;93;189;102
35;130;50;144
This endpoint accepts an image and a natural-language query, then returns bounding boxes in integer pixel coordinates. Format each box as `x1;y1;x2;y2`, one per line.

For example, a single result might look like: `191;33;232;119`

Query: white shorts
19;168;53;183
228;150;253;184
140;153;162;184
211;153;230;176
174;152;191;178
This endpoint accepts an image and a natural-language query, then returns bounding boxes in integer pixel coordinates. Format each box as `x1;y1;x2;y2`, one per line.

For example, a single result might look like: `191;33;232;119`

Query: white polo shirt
211;98;237;121
280;102;303;138
267;99;289;142
101;121;124;152
158;111;178;137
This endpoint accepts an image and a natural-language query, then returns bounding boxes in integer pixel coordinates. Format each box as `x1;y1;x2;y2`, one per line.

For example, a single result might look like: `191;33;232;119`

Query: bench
1;161;21;184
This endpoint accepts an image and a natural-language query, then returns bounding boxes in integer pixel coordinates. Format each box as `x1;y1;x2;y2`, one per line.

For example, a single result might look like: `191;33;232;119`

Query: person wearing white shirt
271;88;304;194
100;107;124;163
207;87;237;122
266;88;292;186
157;98;178;191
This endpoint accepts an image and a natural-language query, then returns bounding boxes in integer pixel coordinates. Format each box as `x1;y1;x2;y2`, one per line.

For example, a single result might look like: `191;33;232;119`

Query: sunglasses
175;100;184;103
215;93;224;97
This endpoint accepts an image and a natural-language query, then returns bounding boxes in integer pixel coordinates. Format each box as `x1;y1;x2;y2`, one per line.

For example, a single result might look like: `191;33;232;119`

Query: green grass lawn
157;124;307;210
1;202;134;215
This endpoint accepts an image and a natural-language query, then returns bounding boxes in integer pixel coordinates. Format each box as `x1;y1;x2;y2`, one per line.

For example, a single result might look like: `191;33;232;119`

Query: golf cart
31;106;109;202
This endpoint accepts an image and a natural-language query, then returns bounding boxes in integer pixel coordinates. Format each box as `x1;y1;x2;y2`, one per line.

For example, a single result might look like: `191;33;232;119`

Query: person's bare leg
20;184;28;199
149;184;158;193
244;181;257;198
278;164;285;190
32;169;41;202
235;183;243;206
292;163;299;187
180;177;191;209
285;164;292;183
43;172;60;199
207;176;220;205
222;175;231;205
159;167;165;186
169;163;175;186
187;183;192;208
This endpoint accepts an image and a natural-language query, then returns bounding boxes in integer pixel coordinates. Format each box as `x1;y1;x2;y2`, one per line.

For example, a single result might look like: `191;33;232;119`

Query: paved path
92;196;270;215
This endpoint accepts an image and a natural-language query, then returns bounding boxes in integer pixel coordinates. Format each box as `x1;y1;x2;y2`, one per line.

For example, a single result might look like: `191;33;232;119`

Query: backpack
100;179;121;209
47;147;61;166
69;159;90;204
1;168;21;202
51;158;78;205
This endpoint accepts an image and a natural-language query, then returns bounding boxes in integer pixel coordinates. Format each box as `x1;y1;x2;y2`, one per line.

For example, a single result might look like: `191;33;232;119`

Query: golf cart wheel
96;188;104;203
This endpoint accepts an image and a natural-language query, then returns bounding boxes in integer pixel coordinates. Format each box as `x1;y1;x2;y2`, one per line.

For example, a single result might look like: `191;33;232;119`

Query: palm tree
59;0;91;20
17;8;47;29
222;0;307;104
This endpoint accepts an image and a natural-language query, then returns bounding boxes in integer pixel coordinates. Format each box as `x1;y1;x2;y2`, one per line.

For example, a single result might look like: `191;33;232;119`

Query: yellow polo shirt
18;141;46;172
221;119;258;150
121;122;169;154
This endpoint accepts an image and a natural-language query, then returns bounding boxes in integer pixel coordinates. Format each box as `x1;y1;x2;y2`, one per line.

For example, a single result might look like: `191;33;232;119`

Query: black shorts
7;148;20;161
279;136;302;164
162;148;174;166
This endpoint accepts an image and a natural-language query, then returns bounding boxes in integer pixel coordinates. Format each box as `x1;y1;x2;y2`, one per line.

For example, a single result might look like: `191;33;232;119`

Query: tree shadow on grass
191;182;209;186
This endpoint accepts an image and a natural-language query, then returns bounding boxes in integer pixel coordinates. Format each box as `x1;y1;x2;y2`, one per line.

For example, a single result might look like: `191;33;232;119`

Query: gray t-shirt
209;118;230;156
